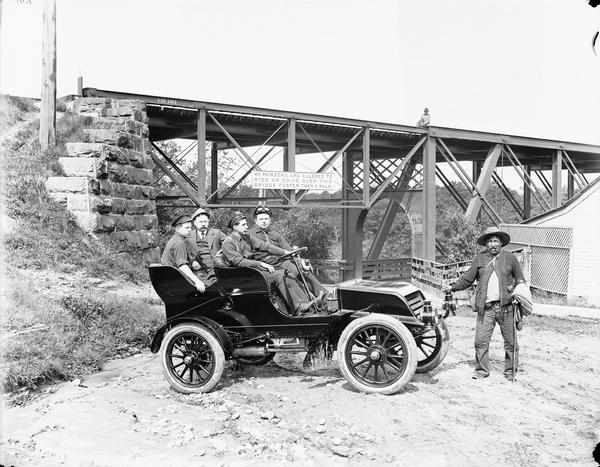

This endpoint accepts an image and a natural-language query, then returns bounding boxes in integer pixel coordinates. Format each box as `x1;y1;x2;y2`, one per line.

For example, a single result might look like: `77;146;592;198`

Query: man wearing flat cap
443;226;525;381
222;211;318;314
250;205;327;301
161;215;207;292
187;208;227;286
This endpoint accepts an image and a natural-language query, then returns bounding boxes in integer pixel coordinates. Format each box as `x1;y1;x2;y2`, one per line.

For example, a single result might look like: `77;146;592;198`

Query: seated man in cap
187;207;227;286
161;215;207;292
250;205;327;301
443;226;525;381
221;212;319;315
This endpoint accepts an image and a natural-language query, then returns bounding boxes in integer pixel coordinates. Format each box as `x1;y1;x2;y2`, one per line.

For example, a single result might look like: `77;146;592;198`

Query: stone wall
45;98;161;264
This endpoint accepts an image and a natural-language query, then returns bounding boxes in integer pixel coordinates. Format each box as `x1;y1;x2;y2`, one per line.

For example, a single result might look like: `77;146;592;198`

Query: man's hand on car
442;285;453;293
260;262;275;273
194;279;206;293
191;260;201;271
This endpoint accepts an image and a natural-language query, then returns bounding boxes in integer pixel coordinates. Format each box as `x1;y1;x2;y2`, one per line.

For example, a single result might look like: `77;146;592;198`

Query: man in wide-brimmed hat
443;226;525;381
161;215;207;293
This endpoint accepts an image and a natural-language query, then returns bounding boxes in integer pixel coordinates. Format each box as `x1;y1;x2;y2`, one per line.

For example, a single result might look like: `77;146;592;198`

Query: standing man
222;212;318;314
187;208;227;286
417;108;431;127
250;205;327;300
161;215;206;293
443;226;525;381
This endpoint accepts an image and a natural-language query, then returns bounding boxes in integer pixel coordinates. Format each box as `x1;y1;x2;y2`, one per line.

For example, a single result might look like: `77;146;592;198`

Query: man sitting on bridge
249;205;327;302
221;211;319;314
187;207;227;287
161;215;207;293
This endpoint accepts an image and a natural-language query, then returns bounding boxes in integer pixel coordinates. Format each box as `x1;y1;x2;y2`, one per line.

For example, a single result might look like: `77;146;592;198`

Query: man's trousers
474;303;518;376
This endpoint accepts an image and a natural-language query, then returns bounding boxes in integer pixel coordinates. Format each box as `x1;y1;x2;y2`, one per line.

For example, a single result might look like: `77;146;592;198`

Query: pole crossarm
437;138;502;224
369;137;426;206
502;145;551;211
208;111;291;204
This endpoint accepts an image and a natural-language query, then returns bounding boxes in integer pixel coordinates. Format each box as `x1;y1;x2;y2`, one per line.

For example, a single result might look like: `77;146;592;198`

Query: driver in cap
250;205;327;302
221;211;320;314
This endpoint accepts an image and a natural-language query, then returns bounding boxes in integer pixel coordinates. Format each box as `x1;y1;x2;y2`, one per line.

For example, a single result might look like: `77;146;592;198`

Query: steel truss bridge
83;88;600;278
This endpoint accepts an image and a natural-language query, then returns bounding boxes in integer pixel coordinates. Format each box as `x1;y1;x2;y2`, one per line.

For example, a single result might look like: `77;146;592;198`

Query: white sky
2;0;599;144
2;0;599;192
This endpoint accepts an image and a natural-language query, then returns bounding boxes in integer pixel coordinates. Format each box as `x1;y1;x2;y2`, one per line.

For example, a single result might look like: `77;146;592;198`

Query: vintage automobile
149;248;455;395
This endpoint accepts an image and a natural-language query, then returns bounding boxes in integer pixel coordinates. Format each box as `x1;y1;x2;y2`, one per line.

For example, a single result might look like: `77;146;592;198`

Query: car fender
150;316;233;356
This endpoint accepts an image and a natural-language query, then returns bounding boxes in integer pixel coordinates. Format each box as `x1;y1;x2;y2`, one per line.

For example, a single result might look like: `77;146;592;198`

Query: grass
1;96;160;393
531;287;599;309
1;96;147;282
1;270;163;392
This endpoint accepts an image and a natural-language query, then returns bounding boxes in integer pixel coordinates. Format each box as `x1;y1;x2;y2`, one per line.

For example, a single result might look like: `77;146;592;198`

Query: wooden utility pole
40;0;56;149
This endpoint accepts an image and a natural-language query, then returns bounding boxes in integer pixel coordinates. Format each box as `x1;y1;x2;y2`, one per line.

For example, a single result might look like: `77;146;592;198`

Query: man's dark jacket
450;249;525;313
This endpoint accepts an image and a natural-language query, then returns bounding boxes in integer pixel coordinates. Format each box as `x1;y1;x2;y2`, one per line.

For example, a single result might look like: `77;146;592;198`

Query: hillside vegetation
0;96;161;394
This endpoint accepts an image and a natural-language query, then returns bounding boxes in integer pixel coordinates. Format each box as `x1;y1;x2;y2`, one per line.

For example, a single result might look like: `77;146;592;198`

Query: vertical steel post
567;170;574;199
197;108;207;205
210;143;218;203
423;137;437;261
362;125;370;206
523;165;531;219
552;150;563;208
286;118;296;204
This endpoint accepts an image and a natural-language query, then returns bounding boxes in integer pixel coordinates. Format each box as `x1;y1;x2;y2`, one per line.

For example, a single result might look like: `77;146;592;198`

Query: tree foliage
273;208;338;259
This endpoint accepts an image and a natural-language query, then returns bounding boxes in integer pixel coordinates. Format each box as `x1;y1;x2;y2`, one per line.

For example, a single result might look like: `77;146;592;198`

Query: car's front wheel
160;323;225;394
337;314;418;395
415;320;450;373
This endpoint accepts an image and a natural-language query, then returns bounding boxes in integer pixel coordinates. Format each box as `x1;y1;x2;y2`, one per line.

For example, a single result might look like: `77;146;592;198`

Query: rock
202;429;212;438
231;413;241;420
315;426;326;434
330;445;350;457
331;437;342;446
319;418;326;425
260;411;275;420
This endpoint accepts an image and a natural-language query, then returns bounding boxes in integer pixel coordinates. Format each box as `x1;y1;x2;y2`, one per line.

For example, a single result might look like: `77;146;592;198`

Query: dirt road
2;310;599;466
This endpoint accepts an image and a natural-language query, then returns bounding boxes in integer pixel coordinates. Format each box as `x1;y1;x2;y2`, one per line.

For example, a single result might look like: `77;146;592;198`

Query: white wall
535;187;600;304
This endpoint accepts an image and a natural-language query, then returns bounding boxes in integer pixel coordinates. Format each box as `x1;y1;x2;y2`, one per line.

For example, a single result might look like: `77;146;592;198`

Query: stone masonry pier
45;98;160;264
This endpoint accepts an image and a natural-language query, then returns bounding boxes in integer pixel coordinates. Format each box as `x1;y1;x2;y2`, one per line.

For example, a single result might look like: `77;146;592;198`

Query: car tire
415;320;450;373
160;323;225;394
337;314;418;395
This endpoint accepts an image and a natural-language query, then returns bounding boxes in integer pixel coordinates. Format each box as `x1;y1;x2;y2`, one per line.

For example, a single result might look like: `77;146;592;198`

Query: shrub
2;274;163;392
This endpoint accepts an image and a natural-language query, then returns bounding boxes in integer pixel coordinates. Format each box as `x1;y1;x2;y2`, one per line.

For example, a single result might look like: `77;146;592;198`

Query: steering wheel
277;247;308;261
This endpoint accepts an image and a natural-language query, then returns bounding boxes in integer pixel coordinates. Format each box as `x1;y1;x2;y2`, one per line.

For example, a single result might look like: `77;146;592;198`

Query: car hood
338;279;421;297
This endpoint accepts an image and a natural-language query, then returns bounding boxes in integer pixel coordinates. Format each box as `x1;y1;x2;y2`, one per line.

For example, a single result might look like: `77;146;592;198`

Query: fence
501;224;571;294
411;247;531;292
310;257;412;283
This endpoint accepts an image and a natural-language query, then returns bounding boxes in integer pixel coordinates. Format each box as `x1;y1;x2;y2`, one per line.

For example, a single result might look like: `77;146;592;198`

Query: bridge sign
251;171;335;190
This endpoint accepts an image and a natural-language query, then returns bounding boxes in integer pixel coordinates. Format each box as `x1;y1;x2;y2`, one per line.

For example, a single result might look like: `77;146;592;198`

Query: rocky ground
2;306;600;467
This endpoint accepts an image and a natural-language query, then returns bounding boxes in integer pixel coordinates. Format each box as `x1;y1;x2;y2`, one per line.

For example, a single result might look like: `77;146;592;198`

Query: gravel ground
2;309;600;466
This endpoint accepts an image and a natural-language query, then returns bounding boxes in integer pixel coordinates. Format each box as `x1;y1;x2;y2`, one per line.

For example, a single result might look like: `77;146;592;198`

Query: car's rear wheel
160;323;225;394
337;314;417;395
415;320;450;373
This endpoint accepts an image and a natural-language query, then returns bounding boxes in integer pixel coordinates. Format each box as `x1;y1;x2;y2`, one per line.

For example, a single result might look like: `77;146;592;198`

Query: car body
149;260;453;395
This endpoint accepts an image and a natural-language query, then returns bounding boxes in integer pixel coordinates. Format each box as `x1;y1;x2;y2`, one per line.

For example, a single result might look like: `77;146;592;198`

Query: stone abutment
45;98;160;264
